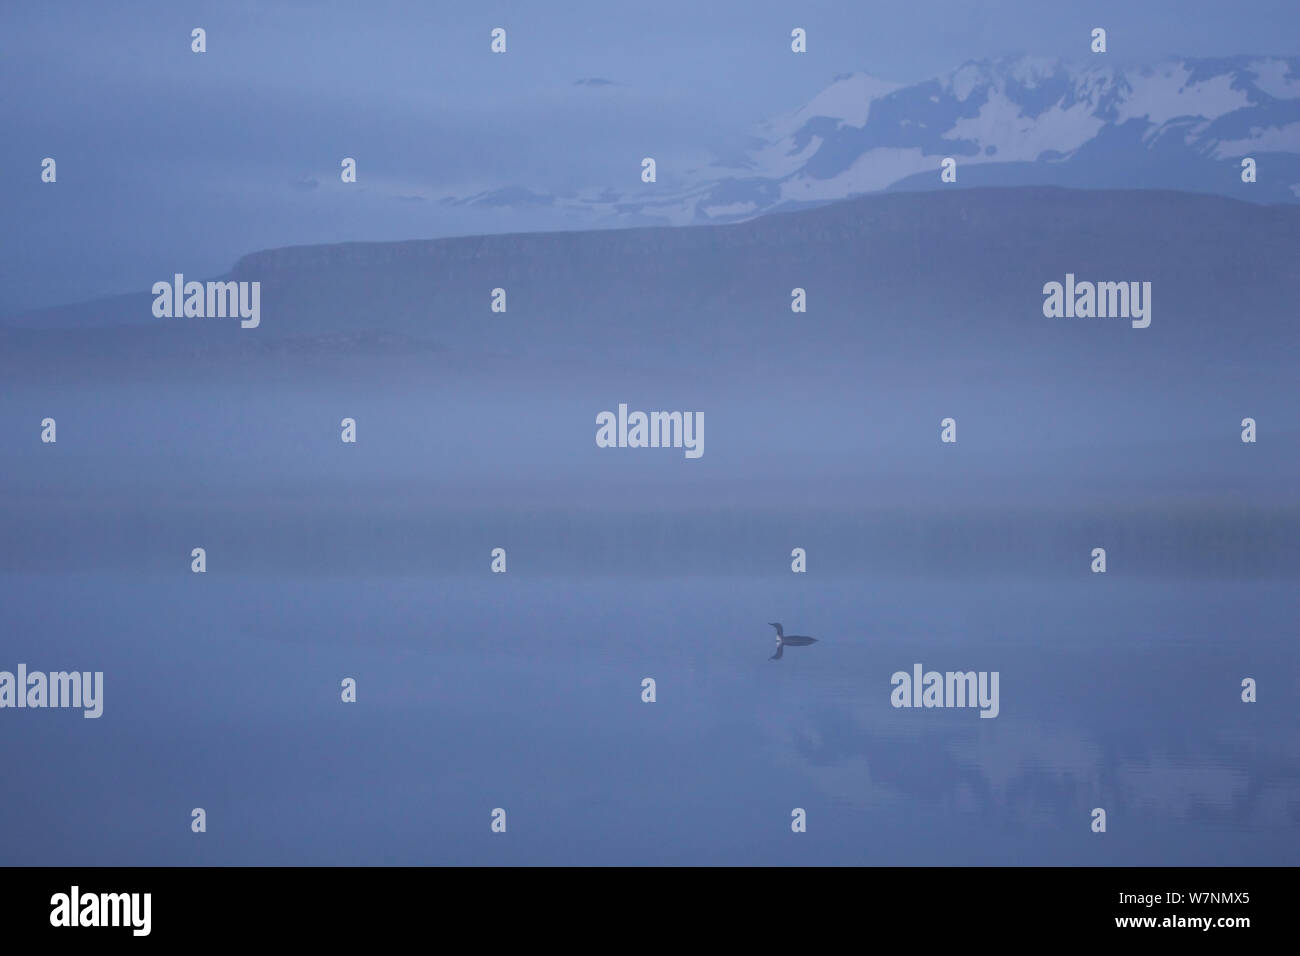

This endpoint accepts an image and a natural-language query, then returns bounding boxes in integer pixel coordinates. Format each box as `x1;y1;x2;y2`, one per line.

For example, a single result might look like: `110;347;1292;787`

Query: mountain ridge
444;54;1300;226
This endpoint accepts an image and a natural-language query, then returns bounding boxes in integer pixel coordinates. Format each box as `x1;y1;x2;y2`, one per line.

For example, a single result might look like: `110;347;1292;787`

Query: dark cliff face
3;186;1299;385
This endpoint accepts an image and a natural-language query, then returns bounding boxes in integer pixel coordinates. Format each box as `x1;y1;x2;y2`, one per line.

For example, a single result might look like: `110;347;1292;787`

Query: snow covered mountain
454;55;1300;225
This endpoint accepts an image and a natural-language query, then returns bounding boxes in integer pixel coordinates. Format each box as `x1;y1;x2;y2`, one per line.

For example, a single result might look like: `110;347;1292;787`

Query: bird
768;622;818;660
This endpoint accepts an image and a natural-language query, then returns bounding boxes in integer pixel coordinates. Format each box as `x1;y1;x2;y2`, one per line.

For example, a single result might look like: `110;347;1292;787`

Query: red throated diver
768;622;818;660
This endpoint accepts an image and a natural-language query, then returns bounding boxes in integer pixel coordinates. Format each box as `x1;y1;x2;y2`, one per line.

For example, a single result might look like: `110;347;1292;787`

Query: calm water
1;376;1296;864
1;566;1295;865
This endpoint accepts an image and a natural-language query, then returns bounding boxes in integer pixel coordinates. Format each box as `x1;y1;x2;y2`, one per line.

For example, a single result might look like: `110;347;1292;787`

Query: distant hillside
3;187;1298;389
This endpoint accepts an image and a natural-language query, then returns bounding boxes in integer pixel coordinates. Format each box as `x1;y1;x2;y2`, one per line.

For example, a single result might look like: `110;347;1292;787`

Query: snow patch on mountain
1246;58;1300;99
1114;63;1253;127
759;72;904;138
943;90;1105;161
1214;122;1300;158
780;147;931;201
747;133;825;180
